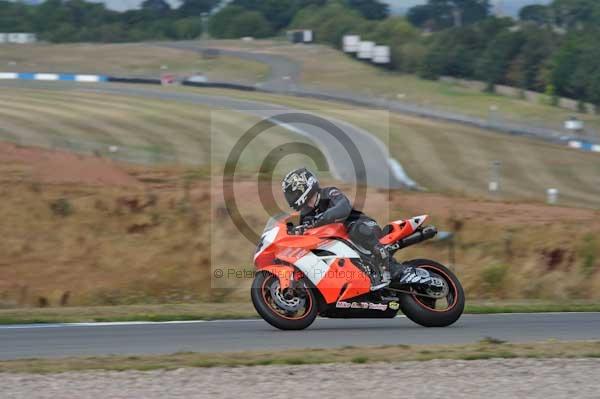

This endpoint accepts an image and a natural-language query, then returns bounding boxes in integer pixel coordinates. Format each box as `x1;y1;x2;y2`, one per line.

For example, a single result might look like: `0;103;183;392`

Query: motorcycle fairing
380;214;428;245
254;214;429;304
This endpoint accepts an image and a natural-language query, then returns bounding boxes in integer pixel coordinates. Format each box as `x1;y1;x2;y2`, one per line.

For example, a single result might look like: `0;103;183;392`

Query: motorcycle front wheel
251;271;318;330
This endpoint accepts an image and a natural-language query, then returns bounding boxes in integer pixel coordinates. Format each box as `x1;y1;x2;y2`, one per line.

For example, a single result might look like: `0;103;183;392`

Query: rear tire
397;259;465;327
251;271;318;330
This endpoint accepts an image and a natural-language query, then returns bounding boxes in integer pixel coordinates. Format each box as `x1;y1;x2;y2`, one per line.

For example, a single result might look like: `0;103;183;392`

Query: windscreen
262;212;290;235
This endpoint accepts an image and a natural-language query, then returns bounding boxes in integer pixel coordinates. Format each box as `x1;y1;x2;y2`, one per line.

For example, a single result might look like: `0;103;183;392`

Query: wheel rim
411;265;459;312
261;274;313;321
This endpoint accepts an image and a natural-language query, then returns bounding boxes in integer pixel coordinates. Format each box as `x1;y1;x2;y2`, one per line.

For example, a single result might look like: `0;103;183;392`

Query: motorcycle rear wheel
251;271;318;330
397;259;465;327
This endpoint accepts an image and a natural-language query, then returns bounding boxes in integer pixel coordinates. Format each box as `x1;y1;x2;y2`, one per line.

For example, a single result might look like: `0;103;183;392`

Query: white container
357;41;375;59
547;188;559;205
373;45;390;64
343;35;360;53
565;119;584;131
7;33;36;44
303;30;313;43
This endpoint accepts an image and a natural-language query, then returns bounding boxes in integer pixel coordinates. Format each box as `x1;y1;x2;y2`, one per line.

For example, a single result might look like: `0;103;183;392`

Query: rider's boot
370;244;392;291
396;265;445;293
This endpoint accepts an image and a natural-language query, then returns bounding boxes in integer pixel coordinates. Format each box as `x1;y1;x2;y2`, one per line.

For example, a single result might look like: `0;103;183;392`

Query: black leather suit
300;187;384;255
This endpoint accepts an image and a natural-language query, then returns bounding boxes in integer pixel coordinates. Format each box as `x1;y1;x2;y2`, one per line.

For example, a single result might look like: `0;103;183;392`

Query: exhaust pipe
387;225;437;254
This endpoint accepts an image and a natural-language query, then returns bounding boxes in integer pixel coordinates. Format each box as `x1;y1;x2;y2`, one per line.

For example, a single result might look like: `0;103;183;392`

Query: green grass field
2;84;599;208
167;86;600;209
0;43;269;83
0;86;304;167
4;40;598;133
203;39;600;134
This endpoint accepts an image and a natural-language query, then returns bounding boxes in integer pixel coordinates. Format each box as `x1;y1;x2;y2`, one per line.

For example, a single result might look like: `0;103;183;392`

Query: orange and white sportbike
251;214;465;330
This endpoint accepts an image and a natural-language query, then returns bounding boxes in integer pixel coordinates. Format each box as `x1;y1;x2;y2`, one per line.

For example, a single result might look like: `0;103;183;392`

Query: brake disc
269;281;306;312
425;275;449;298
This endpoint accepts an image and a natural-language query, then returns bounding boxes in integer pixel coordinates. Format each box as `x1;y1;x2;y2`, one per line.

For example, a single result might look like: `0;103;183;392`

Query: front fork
256;264;305;293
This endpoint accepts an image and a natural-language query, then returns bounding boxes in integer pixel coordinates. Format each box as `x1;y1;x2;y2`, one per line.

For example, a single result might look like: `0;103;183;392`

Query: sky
387;1;552;17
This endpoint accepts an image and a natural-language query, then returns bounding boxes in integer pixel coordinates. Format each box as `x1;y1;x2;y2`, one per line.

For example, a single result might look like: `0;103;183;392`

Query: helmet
281;168;320;211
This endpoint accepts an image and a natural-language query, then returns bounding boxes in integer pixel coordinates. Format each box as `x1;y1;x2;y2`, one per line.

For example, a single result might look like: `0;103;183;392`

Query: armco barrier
106;76;161;85
182;81;257;91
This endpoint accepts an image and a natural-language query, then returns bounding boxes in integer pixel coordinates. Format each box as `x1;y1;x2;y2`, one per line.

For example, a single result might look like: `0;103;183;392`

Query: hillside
0;143;598;307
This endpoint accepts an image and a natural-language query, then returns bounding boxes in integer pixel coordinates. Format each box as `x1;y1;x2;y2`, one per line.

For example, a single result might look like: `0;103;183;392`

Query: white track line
0;312;596;330
0;319;262;329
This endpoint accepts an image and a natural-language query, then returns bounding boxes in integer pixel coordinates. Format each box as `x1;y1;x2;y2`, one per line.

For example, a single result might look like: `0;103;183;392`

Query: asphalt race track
1;313;599;360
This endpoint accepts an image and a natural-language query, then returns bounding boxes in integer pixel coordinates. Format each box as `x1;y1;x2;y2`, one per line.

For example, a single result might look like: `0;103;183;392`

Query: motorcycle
251;213;465;330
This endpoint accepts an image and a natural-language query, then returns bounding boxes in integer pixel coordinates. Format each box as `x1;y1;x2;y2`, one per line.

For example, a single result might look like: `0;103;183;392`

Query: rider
281;167;392;290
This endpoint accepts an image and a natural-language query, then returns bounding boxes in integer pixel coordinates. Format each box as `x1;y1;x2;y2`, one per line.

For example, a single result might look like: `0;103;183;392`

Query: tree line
1;0;598;107
0;0;388;42
0;0;213;42
405;0;600;108
286;0;600;108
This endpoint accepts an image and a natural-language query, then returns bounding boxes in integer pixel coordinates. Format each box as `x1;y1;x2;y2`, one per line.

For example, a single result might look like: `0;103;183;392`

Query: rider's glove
312;213;324;227
302;216;315;227
292;214;325;235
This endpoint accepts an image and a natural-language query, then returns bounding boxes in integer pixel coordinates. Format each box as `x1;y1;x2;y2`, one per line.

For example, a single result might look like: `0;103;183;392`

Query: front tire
397;259;465;327
251;271;318;330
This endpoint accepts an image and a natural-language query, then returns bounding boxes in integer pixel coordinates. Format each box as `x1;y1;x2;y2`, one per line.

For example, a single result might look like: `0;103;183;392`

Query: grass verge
1;340;599;373
0;303;258;324
0;43;269;83
0;301;599;325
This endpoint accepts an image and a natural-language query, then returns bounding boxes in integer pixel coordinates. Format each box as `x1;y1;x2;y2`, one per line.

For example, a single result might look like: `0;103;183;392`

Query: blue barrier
567;140;600;153
0;72;107;82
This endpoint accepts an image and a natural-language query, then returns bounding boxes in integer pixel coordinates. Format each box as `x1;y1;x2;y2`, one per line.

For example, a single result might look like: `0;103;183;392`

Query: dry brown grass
0;145;598;309
1;340;599;373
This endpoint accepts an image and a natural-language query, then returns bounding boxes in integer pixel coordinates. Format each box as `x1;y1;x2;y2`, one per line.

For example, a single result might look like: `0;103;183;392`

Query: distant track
160;41;580;145
1;313;599;360
161;41;301;92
